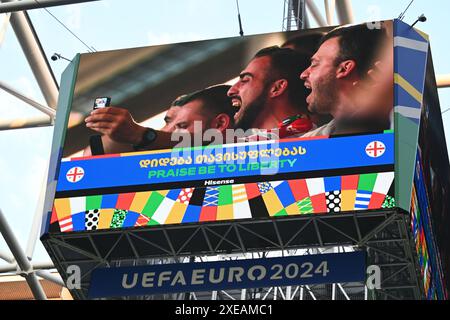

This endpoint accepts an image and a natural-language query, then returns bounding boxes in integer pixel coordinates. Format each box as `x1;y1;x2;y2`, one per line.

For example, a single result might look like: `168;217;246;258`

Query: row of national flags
255;172;394;216
411;184;432;297
51;172;394;233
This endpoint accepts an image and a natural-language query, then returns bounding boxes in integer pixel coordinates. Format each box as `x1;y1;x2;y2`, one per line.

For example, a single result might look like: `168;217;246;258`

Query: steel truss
42;208;424;300
0;0;99;14
283;0;307;31
283;0;354;31
1;0;361;301
0;0;95;300
3;0;439;301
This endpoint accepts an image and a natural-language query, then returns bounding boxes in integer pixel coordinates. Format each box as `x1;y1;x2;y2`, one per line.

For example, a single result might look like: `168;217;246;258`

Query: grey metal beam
0;80;56;118
42;208;420;300
304;9;311;29
335;0;354;24
0;11;10;45
337;283;351;300
232;224;246;252
35;269;65;287
324;0;336;25
0;261;55;273
200;226;214;252
0;0;100;14
312;218;324;247
0;116;53;130
207;225;241;251
306;0;328;27
295;0;307;29
0;208;47;299
5;3;59;108
128;232;173;256
437;74;450;88
0;250;15;263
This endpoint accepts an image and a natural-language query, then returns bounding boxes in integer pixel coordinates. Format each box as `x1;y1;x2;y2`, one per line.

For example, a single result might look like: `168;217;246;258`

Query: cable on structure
235;0;244;37
398;0;415;20
32;0;96;52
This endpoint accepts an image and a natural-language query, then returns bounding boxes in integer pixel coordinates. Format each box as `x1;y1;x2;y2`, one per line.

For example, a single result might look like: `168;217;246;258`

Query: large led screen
46;22;396;234
410;56;449;300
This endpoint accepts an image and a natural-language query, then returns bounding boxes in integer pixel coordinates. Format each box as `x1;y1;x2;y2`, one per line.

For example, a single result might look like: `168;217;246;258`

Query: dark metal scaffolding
42;208;423;300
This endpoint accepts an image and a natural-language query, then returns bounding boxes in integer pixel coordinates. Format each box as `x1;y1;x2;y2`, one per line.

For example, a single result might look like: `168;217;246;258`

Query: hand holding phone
90;97;110;155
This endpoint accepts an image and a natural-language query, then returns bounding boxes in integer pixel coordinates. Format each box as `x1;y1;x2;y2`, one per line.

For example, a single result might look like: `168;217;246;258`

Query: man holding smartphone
84;85;235;155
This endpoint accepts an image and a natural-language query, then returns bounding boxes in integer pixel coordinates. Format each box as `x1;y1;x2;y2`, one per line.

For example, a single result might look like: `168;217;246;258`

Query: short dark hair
171;85;235;125
282;30;326;56
319;23;388;77
253;46;309;110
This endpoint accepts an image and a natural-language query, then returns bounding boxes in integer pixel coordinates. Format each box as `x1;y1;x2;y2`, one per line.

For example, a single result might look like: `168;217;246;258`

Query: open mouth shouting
230;96;242;108
304;81;313;104
230;95;243;121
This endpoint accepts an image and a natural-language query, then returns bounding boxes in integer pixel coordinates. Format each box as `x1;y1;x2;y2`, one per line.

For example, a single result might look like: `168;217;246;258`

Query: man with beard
227;46;314;139
300;23;392;137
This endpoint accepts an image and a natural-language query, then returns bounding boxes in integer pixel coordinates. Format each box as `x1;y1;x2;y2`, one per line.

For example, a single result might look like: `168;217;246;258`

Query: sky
0;0;449;266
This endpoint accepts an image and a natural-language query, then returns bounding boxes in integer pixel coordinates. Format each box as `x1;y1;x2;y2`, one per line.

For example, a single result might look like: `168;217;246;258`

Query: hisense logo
204;179;235;186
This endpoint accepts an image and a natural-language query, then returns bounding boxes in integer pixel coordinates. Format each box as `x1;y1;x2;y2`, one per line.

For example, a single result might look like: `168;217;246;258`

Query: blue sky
0;0;449;264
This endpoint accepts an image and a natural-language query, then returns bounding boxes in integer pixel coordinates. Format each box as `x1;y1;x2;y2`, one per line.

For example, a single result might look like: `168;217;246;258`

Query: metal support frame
0;261;55;273
0;11;10;45
0;250;15;263
0;208;47;300
282;0;307;31
0;0;433;302
41;209;423;300
0;116;53;130
0;2;64;298
283;0;352;30
0;81;56;118
306;0;328;27
324;0;336;25
335;0;354;24
0;0;100;14
0;262;64;287
437;74;450;88
0;80;55;130
3;0;59;108
35;269;65;286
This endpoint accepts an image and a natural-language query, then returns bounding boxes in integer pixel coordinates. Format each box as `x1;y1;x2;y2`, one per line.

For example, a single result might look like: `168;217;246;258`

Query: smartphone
93;97;111;109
